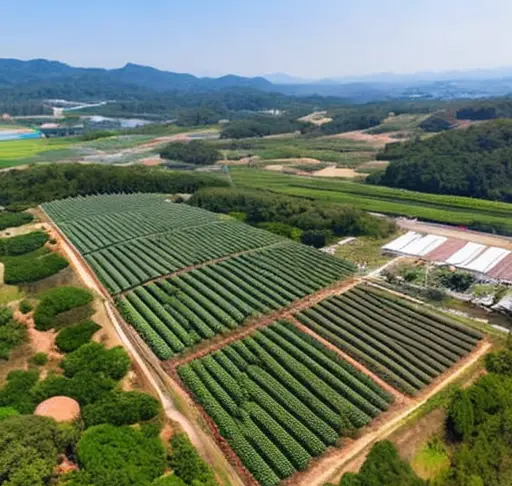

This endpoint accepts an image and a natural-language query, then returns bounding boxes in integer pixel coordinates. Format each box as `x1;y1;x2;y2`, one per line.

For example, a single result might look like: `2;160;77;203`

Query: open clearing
40;192;493;486
312;167;362;178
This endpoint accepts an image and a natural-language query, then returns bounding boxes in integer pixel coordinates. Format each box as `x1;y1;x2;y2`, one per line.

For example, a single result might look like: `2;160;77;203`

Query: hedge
0;231;48;257
56;321;101;353
3;251;69;285
83;391;160;427
34;287;93;331
0;212;33;231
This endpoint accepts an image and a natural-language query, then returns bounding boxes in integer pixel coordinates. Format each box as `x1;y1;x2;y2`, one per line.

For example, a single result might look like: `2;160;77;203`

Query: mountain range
3;58;512;103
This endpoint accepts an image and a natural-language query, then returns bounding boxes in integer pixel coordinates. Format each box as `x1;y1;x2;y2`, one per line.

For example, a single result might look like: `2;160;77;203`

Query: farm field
119;244;355;357
178;321;393;486
0;138;73;168
230;168;512;233
297;284;483;395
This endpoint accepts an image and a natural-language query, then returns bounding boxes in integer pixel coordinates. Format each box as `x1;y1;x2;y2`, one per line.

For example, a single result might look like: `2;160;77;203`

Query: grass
367;114;430;134
214;135;376;166
0;138;73;169
335;235;398;270
230;168;512;233
411;437;451;480
0;285;23;305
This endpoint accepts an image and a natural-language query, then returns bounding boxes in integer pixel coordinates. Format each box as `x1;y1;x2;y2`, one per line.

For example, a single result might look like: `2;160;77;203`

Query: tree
160;141;221;165
448;389;475;440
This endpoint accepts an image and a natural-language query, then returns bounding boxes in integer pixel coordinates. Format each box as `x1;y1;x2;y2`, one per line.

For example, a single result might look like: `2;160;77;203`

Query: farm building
383;231;512;284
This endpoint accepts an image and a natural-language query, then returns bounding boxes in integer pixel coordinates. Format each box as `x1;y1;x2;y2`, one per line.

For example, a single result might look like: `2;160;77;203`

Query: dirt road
41;208;245;486
295;340;491;486
397;219;512;250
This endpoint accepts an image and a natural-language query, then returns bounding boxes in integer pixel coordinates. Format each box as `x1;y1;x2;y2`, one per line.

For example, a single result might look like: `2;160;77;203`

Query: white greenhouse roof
382;232;421;252
462;247;512;273
445;243;486;267
400;234;448;257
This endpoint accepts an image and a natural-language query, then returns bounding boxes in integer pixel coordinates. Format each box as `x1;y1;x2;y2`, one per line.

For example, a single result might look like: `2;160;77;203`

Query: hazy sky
1;0;512;78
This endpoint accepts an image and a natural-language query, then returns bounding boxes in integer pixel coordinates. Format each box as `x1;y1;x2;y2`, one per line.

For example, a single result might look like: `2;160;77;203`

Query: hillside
372;120;512;202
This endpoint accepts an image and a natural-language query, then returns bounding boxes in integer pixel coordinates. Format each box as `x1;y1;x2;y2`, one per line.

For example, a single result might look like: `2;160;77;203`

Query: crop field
178;321;393;486
230;168;512;232
0;138;73;168
119;244;355;357
297;285;483;395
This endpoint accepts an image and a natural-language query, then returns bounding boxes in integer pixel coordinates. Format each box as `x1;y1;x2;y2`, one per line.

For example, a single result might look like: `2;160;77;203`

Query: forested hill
371;120;512;202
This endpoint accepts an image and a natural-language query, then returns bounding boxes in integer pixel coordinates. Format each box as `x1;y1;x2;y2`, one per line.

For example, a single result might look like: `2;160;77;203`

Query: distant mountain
0;59;273;93
264;73;312;85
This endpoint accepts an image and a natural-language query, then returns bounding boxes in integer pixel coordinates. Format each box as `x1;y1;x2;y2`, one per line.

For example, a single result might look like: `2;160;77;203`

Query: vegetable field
297;285;483;395
178;321;393;486
119;244;355;358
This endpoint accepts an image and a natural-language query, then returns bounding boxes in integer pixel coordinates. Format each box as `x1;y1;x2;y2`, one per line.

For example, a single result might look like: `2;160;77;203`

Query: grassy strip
230;169;512;232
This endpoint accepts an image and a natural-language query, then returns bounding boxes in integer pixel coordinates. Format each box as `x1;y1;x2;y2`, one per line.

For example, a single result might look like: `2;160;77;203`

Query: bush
0;370;39;414
0;406;19;421
77;424;167;486
0;211;33;230
83;391;160;427
34;287;93;331
169;433;217;486
0;231;48;257
32;371;117;406
3;250;69;285
301;230;327;248
437;269;476;292
0;307;27;360
0;415;61;486
30;352;49;367
152;475;187;486
56;321;101;353
61;343;131;381
160;141;221;165
19;299;33;314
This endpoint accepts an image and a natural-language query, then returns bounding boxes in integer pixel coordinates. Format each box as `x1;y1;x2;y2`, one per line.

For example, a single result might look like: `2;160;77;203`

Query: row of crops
178;321;393;486
119;244;356;358
87;222;286;293
297;285;483;395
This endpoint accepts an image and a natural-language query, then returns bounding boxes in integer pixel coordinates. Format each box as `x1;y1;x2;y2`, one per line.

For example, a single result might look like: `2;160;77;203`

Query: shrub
19;299;33;314
160;141;221;165
0;307;27;360
56;321;101;353
61;343;131;381
32;371;117;406
152;475;187;486
437;269;476;292
34;287;93;331
0;415;61;486
0;212;33;231
30;352;49;367
0;370;39;414
77;424;167;486
169;433;217;486
0;231;48;257
0;406;20;421
3;251;69;285
83;391;160;427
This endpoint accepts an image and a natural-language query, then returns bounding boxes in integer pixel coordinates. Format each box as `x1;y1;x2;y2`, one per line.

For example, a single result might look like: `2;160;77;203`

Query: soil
0;262;4;285
357;160;390;169
141;157;162;166
35;396;80;422
313;167;363;179
325;130;400;148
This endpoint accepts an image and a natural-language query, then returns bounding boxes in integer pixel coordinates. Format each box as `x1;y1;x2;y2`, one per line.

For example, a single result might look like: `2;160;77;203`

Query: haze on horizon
1;0;512;79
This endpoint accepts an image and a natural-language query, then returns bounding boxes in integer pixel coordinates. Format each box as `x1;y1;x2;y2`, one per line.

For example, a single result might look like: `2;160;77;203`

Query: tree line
370;120;512;201
189;188;396;247
0;164;229;208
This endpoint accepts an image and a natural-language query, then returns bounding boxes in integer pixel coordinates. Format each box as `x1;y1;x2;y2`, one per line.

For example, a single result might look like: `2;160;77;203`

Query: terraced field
178;321;393;486
297;285;483;395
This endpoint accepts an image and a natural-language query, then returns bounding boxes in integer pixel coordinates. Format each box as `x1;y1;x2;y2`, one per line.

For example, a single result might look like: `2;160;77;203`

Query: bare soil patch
313;167;363;179
358;160;389;169
141;157;162;166
35;396;80;422
326;130;399;148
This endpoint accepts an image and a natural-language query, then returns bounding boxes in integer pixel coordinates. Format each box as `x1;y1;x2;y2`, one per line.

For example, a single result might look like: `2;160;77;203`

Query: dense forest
189;188;396;247
0;164;228;208
371;120;512;201
220;116;305;138
160;141;221;165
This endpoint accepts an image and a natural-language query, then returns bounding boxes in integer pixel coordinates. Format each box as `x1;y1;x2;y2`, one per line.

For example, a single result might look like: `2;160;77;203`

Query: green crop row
178;322;391;486
296;285;483;395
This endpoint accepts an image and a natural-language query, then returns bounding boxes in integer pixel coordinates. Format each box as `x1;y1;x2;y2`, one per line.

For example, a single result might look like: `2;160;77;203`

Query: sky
1;0;512;79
